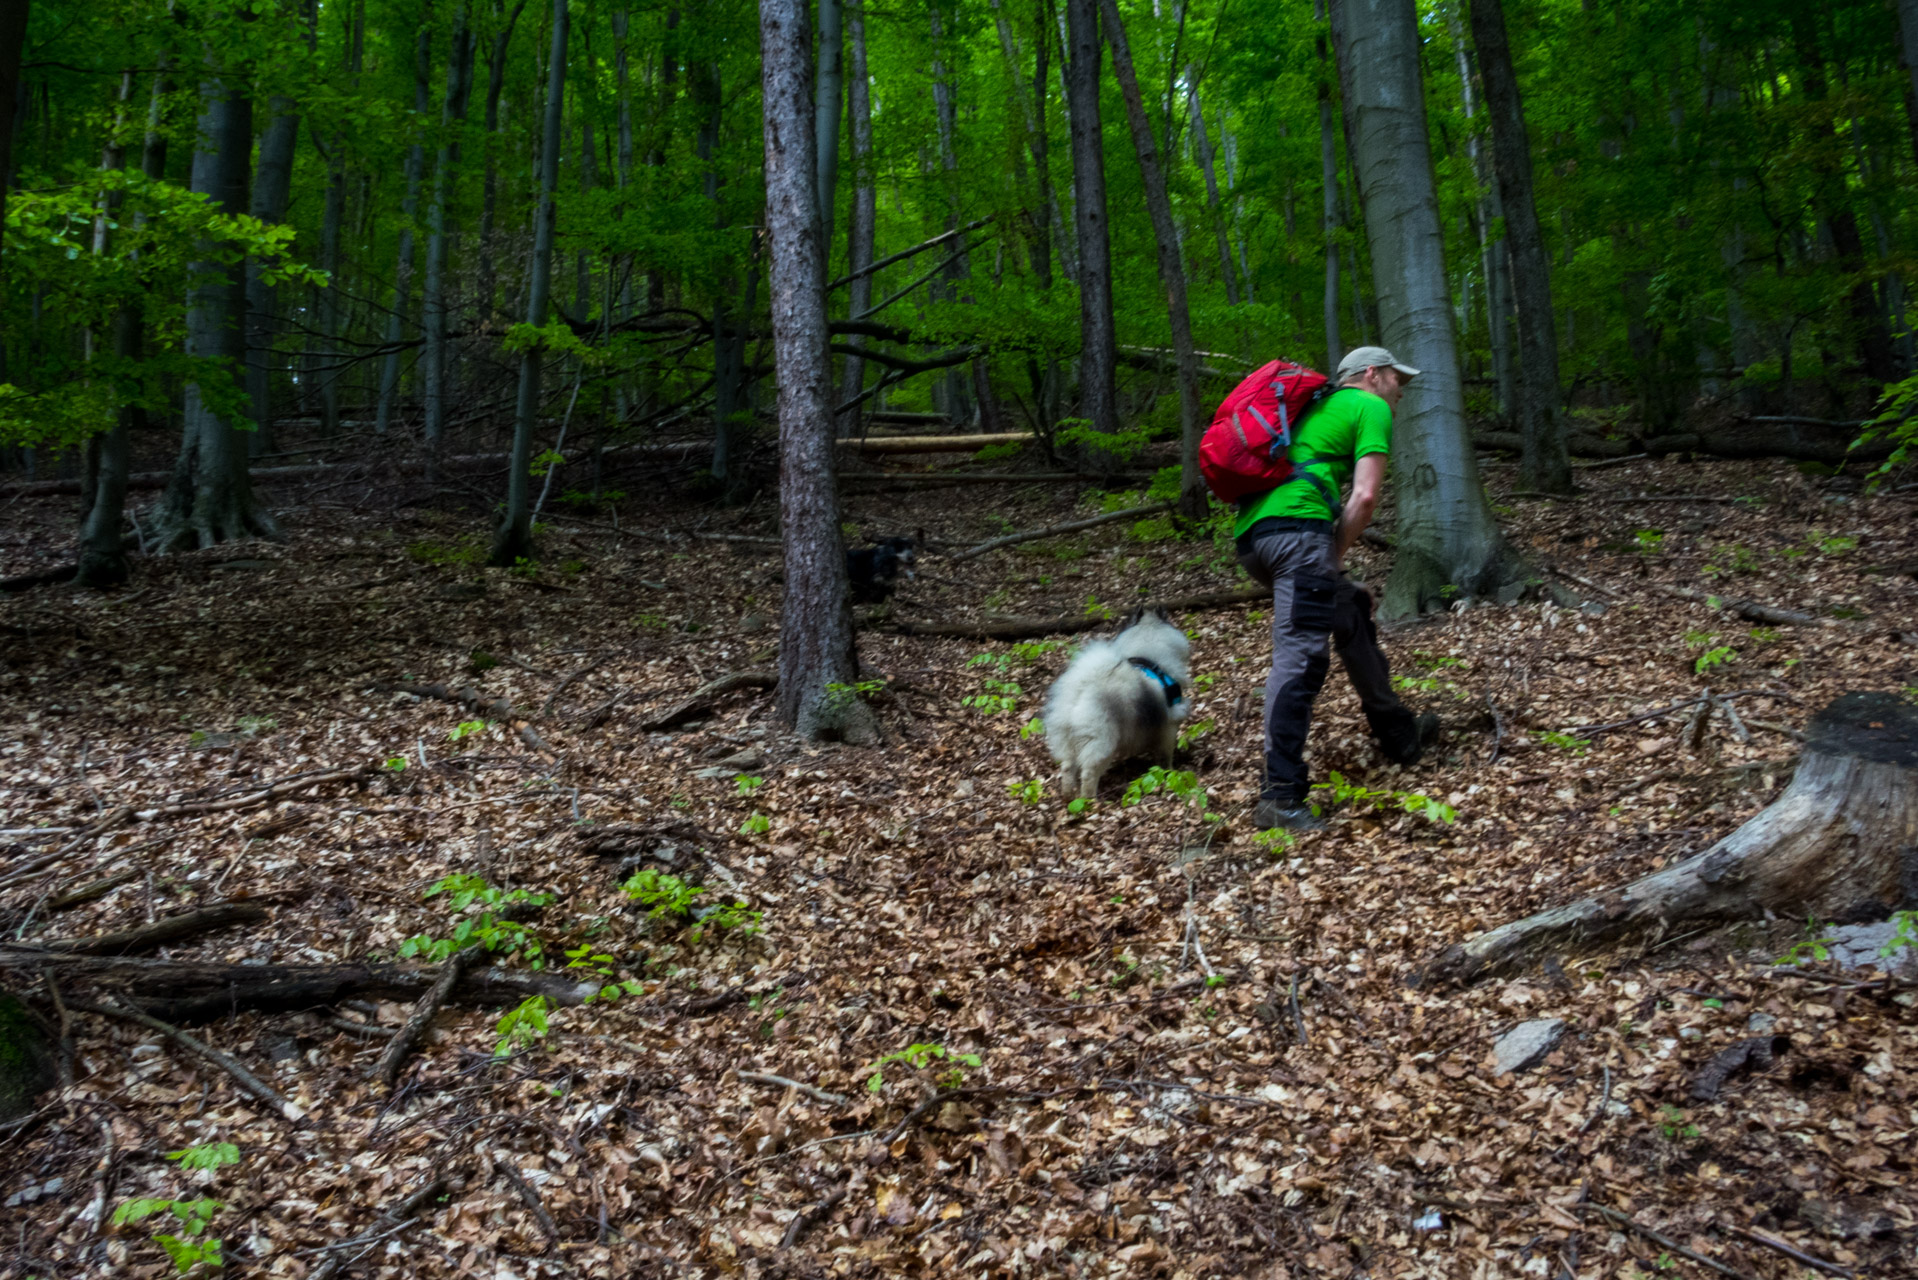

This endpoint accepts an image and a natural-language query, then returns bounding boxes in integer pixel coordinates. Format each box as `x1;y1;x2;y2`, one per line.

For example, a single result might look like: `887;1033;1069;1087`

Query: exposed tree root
1421;693;1918;986
638;670;778;731
375;945;485;1091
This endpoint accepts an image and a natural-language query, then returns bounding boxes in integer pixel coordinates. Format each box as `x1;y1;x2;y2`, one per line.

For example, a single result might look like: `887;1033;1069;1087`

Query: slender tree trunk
1063;0;1118;445
1446;10;1511;422
1185;76;1238;305
815;0;842;258
1101;0;1202;515
0;0;27;244
927;2;974;426
157;75;278;550
1897;0;1918;168
1468;0;1567;493
492;0;566;566
245;93;299;459
377;24;433;437
477;0;528;324
1315;3;1342;372
1329;0;1523;617
841;0;875;436
761;0;874;744
76;71;142;589
423;3;475;476
315;0;363;434
695;56;745;486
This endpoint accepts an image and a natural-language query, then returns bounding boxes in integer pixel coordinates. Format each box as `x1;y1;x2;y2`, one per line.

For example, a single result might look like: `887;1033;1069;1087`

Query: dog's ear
1119;606;1145;631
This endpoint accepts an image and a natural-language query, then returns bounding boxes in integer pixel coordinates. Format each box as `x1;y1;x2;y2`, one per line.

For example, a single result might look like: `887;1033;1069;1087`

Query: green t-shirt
1232;386;1394;535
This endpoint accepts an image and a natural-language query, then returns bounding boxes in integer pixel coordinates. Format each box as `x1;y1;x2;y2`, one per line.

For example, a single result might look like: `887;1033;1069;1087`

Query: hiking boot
1384;713;1443;766
1252;797;1327;833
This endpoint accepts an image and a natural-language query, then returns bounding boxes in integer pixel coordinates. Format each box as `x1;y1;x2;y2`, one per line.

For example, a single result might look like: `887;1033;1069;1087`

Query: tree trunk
314;0;364;434
1446;6;1510;422
376;24;433;437
1329;0;1524;617
75;71;144;590
1315;2;1341;372
423;3;476;477
477;0;528;324
1186;75;1237;305
0;0;28;244
1063;0;1119;445
1899;0;1918;168
1424;693;1918;987
761;0;875;744
245;89;299;460
840;0;875;436
814;0;842;259
156;75;279;551
1100;0;1203;516
927;3;974;427
1468;0;1568;494
491;0;566;567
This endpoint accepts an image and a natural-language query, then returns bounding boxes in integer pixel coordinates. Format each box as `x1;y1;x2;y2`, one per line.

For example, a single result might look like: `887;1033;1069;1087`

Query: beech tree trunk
1468;0;1568;493
814;0;842;258
1186;75;1238;305
376;24;433;437
245;49;300;459
491;0;566;566
1329;0;1525;617
1100;0;1203;516
1063;0;1119;445
0;0;28;243
476;0;528;323
840;0;874;435
761;0;875;744
1425;693;1918;986
1447;7;1511;422
1315;2;1341;372
156;75;280;551
423;3;476;474
314;0;363;434
1899;0;1918;168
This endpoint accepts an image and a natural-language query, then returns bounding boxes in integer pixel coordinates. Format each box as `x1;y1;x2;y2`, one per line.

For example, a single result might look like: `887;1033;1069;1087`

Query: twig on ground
640;670;778;731
497;1157;562;1247
307;1178;452;1280
134;769;370;821
1578;1064;1612;1134
948;503;1173;563
328;1015;398;1039
1723;1225;1853;1276
884;1093;944;1145
1686;690;1715;752
1287;975;1308;1046
46;868;143;912
376;945;486;1091
1712;692;1753;745
70;1000;301;1120
541;652;615;718
781;1185;849;1248
1485;694;1507;764
737;1070;851;1107
1578;1203;1755;1280
1742;718;1806;742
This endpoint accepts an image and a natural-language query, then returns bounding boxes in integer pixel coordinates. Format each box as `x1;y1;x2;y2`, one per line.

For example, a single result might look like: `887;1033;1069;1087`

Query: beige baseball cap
1336;345;1420;381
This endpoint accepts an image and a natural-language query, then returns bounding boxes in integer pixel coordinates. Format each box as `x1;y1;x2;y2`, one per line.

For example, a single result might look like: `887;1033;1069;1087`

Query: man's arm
1334;452;1387;565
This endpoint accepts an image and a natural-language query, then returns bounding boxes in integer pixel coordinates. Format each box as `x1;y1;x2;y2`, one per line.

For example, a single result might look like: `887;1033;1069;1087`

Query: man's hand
1334;453;1387;565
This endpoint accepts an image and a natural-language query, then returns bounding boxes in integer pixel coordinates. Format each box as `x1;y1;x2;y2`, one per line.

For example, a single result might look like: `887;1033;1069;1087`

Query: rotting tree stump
1422;692;1918;986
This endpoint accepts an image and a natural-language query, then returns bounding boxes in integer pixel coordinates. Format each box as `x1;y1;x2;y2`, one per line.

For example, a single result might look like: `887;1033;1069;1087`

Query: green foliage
398;875;553;967
1657;1104;1701;1143
1083;594;1113;621
114;1195;225;1274
1007;778;1046;805
1807;530;1857;556
734;774;764;797
1313;772;1455;825
961;676;1022;715
1855;373;1918;489
1694;646;1736;675
825;679;884;711
494;995;551;1057
1879;911;1917;959
1633;529;1665;554
1250;828;1296;855
968;642;1062;673
1176;717;1216;751
383;755;409;771
408;536;487;566
1019;716;1045;741
866;1042;982;1093
1748;626;1782;645
1057;418;1152;463
1537;731;1590;755
1119;767;1212;822
166;1143;240;1172
1778;916;1836;965
447;719;488;744
621;868;762;943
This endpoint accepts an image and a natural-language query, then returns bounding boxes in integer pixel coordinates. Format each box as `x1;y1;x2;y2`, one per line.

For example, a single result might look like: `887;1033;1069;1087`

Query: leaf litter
0;456;1915;1278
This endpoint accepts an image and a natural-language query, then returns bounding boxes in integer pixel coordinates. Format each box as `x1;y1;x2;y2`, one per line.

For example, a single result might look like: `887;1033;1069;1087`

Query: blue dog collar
1127;657;1184;707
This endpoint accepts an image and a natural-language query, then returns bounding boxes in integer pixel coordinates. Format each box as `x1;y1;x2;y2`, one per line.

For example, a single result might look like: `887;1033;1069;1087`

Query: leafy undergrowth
1;455;1915;1278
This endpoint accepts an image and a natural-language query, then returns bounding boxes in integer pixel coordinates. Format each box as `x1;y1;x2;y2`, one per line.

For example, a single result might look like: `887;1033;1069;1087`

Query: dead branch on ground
894;586;1266;641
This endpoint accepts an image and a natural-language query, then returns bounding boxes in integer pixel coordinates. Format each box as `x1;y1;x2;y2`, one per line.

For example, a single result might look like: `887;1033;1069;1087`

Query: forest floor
1;449;1916;1279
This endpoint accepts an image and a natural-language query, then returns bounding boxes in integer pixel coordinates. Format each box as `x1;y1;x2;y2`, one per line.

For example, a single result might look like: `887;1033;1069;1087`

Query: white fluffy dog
1043;608;1192;800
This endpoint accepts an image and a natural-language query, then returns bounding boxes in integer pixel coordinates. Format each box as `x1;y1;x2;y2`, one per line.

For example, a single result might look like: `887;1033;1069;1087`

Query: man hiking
1234;346;1441;832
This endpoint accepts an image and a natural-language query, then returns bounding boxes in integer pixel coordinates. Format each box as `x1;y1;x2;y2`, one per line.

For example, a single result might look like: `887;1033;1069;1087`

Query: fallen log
947;503;1174;563
375;945;484;1090
1421;692;1918;986
42;902;269;955
0;948;601;1023
894;586;1267;640
842;432;1030;454
134;768;372;821
1476;430;1633;459
1647;582;1854;628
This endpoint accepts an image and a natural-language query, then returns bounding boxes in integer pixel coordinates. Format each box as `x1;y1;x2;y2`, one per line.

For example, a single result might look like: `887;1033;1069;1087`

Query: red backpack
1198;359;1337;506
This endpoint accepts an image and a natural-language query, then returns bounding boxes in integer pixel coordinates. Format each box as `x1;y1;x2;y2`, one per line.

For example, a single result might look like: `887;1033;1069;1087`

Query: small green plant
1682;628;1716;646
825;679;884;710
1748;626;1782;644
1312;771;1456;824
1778;915;1835;964
1019;715;1045;741
447;719;487;744
1538;731;1591;754
494;995;551;1056
634;613;671;632
1120;765;1202;808
1809;530;1857;556
383;755;409;771
1191;671;1219;690
1250;827;1296;854
407;534;486;566
1083;593;1114;620
1633;528;1665;553
398;875;553;967
1176;717;1216;751
1879;910;1917;959
1066;797;1089;815
1657;1104;1701;1142
167;1143;240;1172
866;1042;982;1093
1007;778;1046;805
621;867;762;943
1205;974;1229;988
468;649;499;673
113;1196;225;1273
1694;646;1736;675
1392;674;1443;695
235;715;276;735
734;774;765;797
961;676;1022;715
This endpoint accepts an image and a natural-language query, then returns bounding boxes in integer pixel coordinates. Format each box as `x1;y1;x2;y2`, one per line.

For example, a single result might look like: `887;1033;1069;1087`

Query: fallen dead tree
0;947;601;1023
947;502;1174;563
894;586;1267;641
1421;692;1918;986
842;432;1030;454
1474;417;1895;467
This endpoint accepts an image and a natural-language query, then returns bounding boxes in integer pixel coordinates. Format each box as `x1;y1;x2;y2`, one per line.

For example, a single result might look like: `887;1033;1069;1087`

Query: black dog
846;534;919;603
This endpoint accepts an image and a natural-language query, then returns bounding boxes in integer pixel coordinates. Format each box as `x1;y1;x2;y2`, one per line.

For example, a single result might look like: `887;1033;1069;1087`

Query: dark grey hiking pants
1237;519;1421;804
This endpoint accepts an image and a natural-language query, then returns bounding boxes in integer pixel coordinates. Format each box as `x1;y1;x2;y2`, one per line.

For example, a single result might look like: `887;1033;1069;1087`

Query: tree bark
376;23;433;437
156;74;279;551
840;0;875;437
0;0;28;244
761;0;875;745
1446;6;1510;422
1899;0;1918;168
1063;0;1119;446
1468;0;1568;493
927;2;975;427
1100;0;1203;516
1329;0;1524;617
491;0;566;566
1315;2;1341;372
476;0;528;324
814;0;842;259
1186;75;1237;305
244;3;304;461
423;3;476;477
1423;693;1918;986
314;0;363;434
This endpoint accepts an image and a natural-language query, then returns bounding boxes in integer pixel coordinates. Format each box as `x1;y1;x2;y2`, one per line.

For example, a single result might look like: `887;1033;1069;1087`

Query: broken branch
70;999;301;1121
